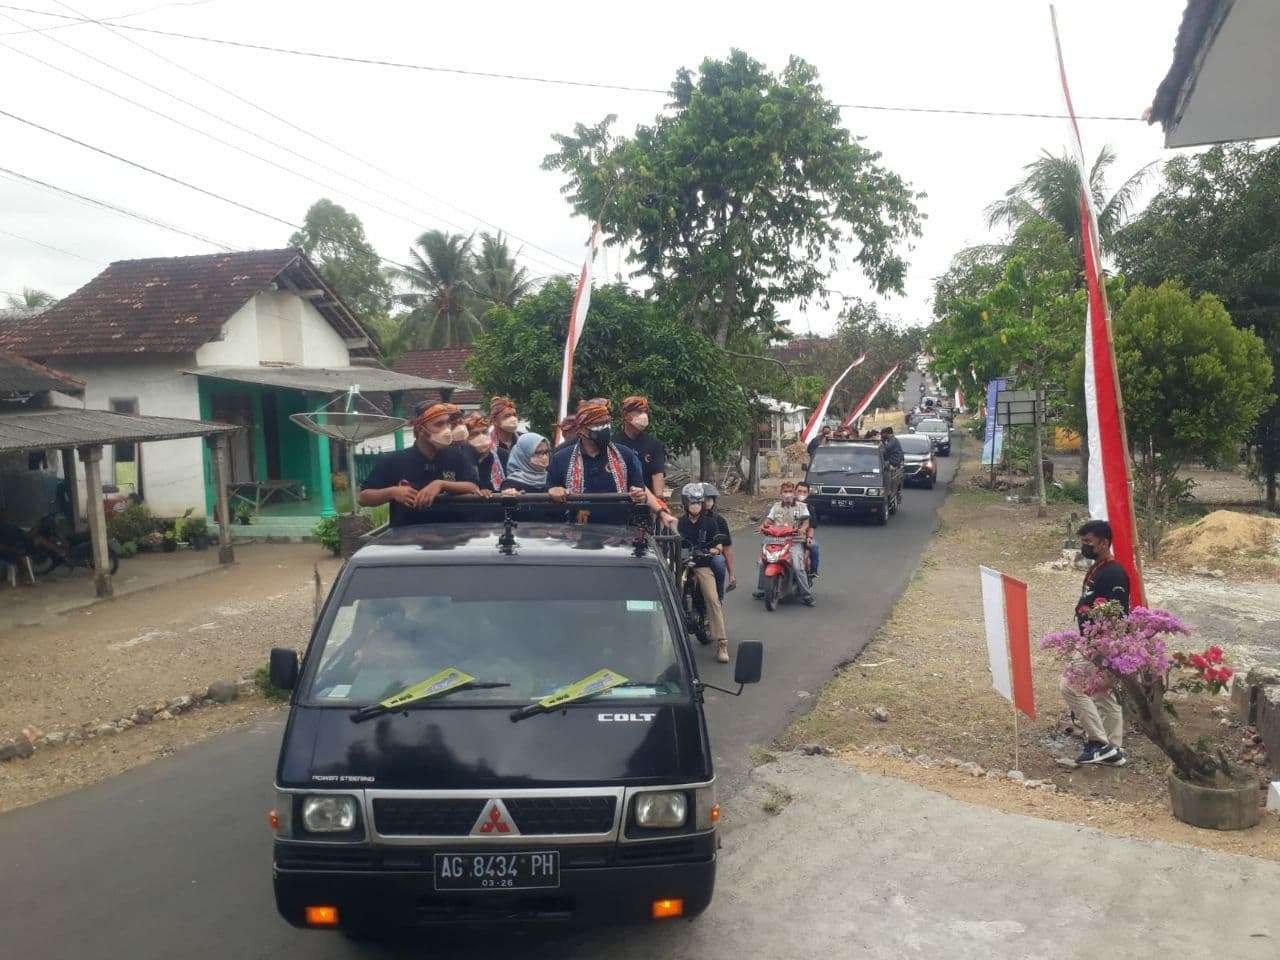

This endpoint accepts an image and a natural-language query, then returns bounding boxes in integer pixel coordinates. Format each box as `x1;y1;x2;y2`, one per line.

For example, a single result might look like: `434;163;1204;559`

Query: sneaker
1098;748;1128;767
810;572;820;582
715;640;730;664
1076;740;1115;764
752;590;765;600
803;596;816;607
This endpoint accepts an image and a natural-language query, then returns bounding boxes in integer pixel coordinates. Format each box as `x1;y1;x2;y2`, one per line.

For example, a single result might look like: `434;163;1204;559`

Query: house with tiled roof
0;249;456;528
392;347;483;410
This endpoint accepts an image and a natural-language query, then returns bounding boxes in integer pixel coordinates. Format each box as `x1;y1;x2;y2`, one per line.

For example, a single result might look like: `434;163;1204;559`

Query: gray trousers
757;543;813;600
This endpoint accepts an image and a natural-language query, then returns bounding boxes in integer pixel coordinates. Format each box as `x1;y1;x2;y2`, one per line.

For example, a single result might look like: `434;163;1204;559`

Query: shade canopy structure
0;408;235;455
185;365;459;395
1149;0;1280;147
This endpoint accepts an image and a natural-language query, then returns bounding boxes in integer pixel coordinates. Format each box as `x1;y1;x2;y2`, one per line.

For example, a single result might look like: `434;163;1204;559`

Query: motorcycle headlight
301;795;358;833
635;791;688;828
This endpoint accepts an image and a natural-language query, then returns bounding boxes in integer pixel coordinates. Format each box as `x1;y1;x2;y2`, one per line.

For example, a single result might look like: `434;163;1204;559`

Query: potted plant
183;515;210;550
235;503;253;526
139;530;164;553
1043;603;1258;830
161;529;178;553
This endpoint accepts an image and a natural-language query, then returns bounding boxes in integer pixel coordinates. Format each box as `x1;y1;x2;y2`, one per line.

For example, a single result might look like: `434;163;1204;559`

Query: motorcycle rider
752;479;815;607
701;482;735;599
676;483;730;664
795;481;819;582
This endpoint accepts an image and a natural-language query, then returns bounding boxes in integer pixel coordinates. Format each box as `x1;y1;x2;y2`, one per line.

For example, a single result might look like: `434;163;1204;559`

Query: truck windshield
918;419;947;432
810;447;881;474
302;565;687;707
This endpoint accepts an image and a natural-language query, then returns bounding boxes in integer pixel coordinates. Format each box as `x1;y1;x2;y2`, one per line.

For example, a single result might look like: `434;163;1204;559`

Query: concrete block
1234;666;1280;724
1258;687;1280;776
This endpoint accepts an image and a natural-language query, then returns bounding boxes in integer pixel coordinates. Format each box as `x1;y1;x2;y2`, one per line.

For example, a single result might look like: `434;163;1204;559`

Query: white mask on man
630;412;650;431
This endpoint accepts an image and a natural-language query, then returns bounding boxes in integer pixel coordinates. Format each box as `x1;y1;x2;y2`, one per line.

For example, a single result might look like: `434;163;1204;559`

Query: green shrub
119;540;139;558
254;665;291;702
368;503;389;528
313;515;340;555
178;514;209;540
1052;479;1089;505
107;503;155;542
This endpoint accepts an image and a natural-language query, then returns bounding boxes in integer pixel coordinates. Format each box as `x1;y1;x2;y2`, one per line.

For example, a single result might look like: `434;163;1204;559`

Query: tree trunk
745;435;760;496
697;442;713;482
1033;404;1047;518
1116;675;1220;784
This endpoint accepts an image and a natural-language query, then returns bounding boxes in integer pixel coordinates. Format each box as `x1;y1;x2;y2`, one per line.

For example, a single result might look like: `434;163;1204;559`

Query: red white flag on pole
1050;6;1146;606
980;566;1036;719
801;354;865;444
840;362;901;433
556;224;602;435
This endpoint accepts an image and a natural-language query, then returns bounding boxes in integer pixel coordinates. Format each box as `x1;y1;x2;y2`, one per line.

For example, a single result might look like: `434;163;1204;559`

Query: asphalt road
1;380;956;959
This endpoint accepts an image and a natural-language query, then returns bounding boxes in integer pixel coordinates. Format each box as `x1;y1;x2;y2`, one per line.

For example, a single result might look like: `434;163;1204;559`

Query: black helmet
701;482;720;501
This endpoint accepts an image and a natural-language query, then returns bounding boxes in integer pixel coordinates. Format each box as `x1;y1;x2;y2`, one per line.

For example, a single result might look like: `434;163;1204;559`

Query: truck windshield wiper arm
351;678;511;723
509;681;659;723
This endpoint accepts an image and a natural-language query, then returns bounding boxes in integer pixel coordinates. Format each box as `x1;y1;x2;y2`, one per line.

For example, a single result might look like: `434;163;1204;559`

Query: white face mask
630;412;650;430
425;424;453;447
797;492;808;502
451;423;468;442
468;433;491;455
499;415;519;433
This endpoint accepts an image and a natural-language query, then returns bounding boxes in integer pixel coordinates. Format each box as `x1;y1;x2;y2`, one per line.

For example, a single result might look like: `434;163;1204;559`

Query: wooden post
78;444;112;598
60;447;81;531
1033;392;1048;518
210;434;235;564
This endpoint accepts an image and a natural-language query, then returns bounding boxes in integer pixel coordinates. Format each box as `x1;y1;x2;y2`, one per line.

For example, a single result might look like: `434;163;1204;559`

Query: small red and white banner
1050;6;1145;607
555;224;602;438
801;353;865;444
840;362;901;433
979;566;1036;719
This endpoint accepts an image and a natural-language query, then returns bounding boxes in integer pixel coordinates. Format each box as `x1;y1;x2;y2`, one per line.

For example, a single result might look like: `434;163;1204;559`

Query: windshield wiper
511;670;662;722
351;667;510;723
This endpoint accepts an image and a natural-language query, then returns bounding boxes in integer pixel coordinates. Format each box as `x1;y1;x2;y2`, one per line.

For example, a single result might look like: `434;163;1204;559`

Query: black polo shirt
615;429;666;491
1076;559;1131;629
361;444;479;526
472;450;501;493
677;513;725;564
709;511;733;547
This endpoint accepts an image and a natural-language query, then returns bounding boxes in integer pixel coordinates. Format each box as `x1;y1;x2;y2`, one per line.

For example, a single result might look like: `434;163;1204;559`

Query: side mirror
908;426;916;433
269;647;299;691
734;641;764;685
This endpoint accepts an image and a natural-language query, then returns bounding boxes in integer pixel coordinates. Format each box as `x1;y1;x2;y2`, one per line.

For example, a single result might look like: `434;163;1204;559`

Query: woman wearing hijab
500;433;552;494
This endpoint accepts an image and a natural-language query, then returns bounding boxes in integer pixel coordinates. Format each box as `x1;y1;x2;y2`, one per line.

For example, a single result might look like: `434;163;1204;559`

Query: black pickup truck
267;496;762;937
804;441;904;525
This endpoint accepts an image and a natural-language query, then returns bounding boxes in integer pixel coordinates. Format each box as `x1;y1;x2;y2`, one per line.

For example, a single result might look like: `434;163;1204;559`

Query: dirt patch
782;437;1280;859
1161;510;1280;576
0;696;282;813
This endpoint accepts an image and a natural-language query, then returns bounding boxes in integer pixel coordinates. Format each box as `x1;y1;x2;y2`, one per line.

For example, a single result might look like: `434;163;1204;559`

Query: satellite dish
290;387;409;515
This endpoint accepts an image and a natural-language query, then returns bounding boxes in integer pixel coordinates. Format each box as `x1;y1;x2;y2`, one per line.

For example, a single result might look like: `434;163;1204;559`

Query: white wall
55;357;207;518
193;291;350;368
194;299;259;367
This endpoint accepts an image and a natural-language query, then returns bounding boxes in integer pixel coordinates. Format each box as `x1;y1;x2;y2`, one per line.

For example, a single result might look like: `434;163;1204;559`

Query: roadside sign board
996;389;1043;427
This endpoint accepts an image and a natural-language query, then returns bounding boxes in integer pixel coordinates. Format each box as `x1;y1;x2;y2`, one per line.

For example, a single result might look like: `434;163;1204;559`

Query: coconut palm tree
3;287;56;310
391;231;482;348
986;146;1153;261
471;232;534;309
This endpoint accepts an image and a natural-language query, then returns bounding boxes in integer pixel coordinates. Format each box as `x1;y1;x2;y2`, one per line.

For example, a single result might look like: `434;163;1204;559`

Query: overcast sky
0;0;1187;334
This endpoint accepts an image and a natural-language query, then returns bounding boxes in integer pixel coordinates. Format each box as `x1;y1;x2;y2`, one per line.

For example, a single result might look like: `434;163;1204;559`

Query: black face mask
586;427;611;449
1081;543;1098;560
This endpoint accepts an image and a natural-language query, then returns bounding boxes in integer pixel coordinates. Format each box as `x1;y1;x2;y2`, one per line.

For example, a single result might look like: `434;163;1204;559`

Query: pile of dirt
1161;510;1280;573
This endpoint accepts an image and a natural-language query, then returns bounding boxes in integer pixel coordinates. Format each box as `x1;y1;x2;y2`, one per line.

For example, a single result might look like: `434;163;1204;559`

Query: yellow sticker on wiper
537;669;629;710
379;668;475;710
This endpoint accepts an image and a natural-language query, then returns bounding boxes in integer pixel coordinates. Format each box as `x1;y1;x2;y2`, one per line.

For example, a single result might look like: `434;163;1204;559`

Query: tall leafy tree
986;146;1151;263
468;279;746;458
543;50;922;348
1111;144;1280;507
471;231;534;310
392;230;482;349
288;199;393;345
4;287;56;309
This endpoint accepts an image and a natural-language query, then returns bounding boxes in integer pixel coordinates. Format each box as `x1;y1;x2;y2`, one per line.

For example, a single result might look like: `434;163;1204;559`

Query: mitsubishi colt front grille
373;795;618;836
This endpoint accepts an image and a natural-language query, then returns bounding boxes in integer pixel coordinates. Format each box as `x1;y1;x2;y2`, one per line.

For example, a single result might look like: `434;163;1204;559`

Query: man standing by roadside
1060;519;1131;766
359;403;481;526
614;395;667;497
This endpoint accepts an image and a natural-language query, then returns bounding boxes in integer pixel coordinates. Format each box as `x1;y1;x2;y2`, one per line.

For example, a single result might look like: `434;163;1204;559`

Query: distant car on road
804;441;903;525
911;417;951;456
897;434;937;489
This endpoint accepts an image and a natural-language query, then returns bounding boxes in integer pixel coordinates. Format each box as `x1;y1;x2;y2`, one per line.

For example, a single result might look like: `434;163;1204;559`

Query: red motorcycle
758;523;809;612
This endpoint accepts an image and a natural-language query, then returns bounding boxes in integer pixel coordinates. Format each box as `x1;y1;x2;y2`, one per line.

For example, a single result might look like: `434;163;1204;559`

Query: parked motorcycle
28;514;121;577
758;523;810;612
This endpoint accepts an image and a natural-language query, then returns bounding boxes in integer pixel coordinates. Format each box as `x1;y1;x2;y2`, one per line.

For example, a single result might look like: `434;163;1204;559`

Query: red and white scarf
489;454;505;490
566;441;627;495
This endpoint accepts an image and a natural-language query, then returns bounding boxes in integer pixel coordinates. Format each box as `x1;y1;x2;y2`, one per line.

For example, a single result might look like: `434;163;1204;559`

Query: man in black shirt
676;483;730;663
547;399;647;525
1061;519;1131;766
880;426;904;468
359;402;481;526
614;395;667;497
490;396;521;469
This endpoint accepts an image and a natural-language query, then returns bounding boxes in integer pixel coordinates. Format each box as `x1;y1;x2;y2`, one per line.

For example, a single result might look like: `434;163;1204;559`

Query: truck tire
875;504;888;525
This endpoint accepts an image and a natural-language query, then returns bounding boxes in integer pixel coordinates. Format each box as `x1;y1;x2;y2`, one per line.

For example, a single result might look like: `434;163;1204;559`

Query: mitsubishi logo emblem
471;798;520;836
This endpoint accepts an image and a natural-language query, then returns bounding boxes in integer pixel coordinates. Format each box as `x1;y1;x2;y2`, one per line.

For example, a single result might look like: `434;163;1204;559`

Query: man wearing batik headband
463;413;504;492
614;395;667;497
489;396;521;468
359;402;481;526
553;414;579;453
547;399;647;525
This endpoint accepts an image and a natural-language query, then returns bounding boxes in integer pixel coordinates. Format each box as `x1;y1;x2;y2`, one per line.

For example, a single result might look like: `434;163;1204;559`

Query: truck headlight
866;487;881;497
301;795;358;833
635;791;688;828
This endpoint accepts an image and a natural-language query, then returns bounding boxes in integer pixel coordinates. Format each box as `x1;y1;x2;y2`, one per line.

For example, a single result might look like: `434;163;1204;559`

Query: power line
0;164;234;249
0;0;214;37
0;6;1147;122
0;7;571;278
0;225;99;262
37;0;582;271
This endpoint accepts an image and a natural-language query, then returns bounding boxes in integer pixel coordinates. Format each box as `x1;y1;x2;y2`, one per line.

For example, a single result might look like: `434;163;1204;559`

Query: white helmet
681;482;706;509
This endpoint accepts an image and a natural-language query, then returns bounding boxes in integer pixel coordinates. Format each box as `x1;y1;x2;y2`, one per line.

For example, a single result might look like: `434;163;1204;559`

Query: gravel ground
0;543;340;737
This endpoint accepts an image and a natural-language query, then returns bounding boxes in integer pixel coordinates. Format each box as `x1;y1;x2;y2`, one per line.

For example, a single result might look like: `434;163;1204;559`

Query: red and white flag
840;362;900;433
980;566;1036;719
556;224;602;437
801;353;865;444
1050;6;1145;606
